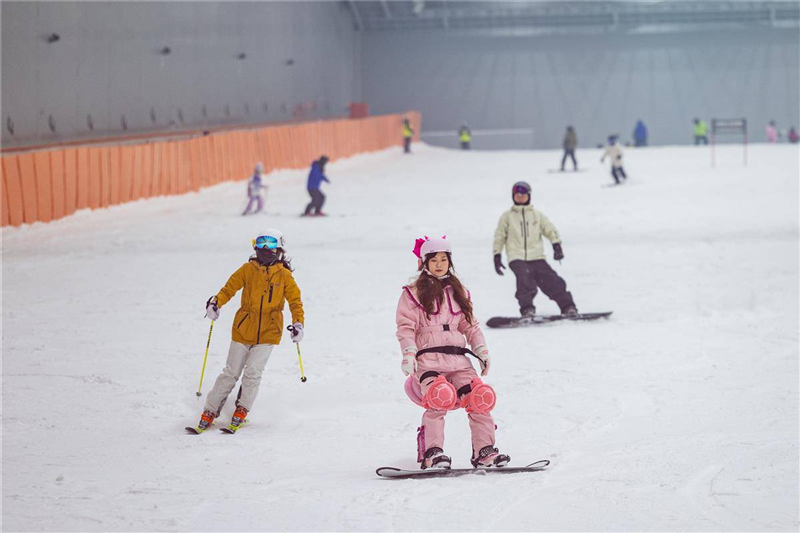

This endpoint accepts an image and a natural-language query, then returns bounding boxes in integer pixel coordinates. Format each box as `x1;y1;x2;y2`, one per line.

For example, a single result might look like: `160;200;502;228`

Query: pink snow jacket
395;283;487;357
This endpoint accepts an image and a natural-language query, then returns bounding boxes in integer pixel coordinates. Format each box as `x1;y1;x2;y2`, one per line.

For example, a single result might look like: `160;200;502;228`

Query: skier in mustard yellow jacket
195;228;304;432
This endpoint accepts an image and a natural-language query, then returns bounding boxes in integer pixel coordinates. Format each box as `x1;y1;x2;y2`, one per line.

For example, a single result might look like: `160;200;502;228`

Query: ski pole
196;321;214;397
286;325;308;382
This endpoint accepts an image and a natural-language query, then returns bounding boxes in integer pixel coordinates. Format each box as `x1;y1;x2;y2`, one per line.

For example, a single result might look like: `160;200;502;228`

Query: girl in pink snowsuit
396;236;510;470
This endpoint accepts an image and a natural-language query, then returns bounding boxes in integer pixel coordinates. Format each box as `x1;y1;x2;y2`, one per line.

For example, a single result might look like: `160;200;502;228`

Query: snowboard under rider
396;236;510;470
242;162;267;216
493;182;578;318
198;229;305;431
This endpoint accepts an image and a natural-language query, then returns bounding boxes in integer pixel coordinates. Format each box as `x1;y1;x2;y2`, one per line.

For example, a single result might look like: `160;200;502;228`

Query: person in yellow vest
694;118;709;145
459;125;472;150
403;118;414;154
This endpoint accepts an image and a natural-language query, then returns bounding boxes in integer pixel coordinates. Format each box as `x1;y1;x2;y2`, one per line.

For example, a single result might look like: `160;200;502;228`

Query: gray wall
2;1;360;147
362;27;800;149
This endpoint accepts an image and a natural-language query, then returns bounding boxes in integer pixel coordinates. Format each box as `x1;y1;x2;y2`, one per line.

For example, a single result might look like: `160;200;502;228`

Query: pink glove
401;351;417;377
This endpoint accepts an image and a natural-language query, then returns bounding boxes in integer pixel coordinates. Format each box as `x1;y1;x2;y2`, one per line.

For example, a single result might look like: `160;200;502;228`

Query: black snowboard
486;312;612;329
376;460;550;479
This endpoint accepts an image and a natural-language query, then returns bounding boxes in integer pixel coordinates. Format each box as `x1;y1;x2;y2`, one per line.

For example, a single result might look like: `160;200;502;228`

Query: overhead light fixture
160;46;171;56
46;33;60;44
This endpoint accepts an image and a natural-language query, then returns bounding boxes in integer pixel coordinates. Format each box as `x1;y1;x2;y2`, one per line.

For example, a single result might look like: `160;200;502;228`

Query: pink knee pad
423;375;458;411
464;377;497;414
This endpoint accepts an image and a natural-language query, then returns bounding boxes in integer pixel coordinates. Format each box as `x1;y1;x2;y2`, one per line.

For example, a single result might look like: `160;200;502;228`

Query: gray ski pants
204;341;275;414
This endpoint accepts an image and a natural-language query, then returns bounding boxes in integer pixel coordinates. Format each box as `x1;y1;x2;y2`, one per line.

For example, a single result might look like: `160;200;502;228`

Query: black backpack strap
416;345;478;360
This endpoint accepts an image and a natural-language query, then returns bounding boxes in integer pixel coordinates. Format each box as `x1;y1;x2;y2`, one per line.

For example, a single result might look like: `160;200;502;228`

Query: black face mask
255;248;280;265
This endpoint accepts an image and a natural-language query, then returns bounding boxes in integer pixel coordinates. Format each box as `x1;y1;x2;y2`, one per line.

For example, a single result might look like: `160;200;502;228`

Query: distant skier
766;121;779;143
459;125;472;150
195;229;305;433
788;127;799;144
397;236;510;470
303;155;330;217
601;135;627;184
693;118;709;145
633;120;648;147
402;118;414;154
242;162;267;216
561;126;578;171
493;182;578;318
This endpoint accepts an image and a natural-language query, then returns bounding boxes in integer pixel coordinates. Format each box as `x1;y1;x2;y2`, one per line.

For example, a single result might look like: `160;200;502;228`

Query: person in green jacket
493;182;577;317
459;125;472;150
403;118;414;154
694;118;709;145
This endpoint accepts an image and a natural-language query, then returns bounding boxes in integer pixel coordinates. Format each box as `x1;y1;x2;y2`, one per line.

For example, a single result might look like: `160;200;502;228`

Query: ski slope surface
2;143;798;532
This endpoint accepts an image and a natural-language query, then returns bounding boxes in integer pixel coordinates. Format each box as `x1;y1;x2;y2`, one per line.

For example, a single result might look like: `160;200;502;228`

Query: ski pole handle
196;320;214;397
287;325;308;382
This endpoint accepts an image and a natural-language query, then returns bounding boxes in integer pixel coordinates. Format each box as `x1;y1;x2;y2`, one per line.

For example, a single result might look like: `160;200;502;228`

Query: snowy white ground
2;142;798;532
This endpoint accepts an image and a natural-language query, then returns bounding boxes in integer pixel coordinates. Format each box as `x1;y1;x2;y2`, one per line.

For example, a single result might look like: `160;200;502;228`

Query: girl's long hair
412;254;475;324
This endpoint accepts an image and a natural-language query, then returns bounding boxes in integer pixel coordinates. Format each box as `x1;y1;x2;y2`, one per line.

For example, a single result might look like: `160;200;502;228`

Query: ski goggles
513;186;530;195
253;235;279;249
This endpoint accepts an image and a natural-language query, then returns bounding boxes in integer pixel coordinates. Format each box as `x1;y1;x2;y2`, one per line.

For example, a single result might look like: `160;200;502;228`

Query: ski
376;460;550;479
185;424;213;434
220;419;249;434
486;311;612;329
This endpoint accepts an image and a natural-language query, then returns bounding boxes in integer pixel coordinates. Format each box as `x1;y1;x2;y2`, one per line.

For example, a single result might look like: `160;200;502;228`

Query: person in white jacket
493;182;577;317
601;135;627;185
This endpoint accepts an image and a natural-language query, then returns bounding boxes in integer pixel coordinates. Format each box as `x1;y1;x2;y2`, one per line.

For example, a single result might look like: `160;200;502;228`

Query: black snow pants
509;259;576;313
561;149;577;170
611;166;627;184
304;188;326;215
404;137;412;153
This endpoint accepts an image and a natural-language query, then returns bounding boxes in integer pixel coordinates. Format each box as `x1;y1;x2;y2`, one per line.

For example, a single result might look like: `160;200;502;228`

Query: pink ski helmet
413;236;452;260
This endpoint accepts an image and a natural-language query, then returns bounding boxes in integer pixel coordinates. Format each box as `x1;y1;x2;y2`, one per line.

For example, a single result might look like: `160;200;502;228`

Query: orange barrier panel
50;150;65;220
87;148;101;210
151;142;164;198
18;153;39;224
108;147;120;206
1;111;419;226
33;152;53;223
99;148;110;208
63;149;77;217
1;161;10;227
76;148;89;209
119;146;134;204
2;156;23;226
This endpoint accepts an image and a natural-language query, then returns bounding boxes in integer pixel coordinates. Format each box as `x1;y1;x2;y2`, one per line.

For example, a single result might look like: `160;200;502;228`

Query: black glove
494;254;506;276
552;243;564;261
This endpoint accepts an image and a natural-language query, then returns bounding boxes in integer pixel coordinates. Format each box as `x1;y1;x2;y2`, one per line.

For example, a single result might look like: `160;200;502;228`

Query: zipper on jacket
237;314;249;328
268;283;274;303
522;210;528;260
257;295;264;344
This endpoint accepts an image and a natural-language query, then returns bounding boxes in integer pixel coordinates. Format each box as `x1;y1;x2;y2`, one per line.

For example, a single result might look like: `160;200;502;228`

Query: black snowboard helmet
512;181;532;205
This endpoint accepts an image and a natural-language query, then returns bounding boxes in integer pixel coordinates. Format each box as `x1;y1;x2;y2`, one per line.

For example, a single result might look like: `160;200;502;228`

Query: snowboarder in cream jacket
492;182;577;318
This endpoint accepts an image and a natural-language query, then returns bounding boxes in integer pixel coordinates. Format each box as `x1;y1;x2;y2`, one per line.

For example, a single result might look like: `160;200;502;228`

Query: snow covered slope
2;143;798;531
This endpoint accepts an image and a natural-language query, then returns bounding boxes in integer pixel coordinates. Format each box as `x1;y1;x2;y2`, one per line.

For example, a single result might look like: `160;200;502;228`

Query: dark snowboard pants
509;259;575;313
611;166;627;184
304;188;325;215
694;135;708;145
461;142;471;150
404;137;412;153
561;149;577;170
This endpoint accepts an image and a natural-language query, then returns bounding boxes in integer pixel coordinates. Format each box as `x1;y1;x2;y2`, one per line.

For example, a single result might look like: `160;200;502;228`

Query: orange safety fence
0;111;420;227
